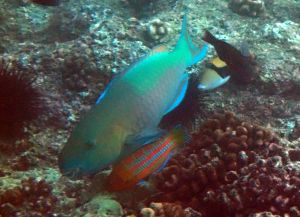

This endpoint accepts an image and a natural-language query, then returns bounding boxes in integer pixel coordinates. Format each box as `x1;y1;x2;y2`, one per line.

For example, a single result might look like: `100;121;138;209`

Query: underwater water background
0;0;299;216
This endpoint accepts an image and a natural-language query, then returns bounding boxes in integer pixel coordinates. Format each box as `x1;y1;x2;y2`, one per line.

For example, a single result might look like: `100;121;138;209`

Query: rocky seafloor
0;0;299;216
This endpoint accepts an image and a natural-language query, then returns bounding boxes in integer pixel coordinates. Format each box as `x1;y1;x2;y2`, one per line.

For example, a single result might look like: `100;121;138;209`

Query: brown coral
151;112;300;217
228;0;266;17
138;202;196;217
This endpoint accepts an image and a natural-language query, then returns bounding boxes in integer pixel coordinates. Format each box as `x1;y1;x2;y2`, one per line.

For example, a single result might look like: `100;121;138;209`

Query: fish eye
85;140;96;149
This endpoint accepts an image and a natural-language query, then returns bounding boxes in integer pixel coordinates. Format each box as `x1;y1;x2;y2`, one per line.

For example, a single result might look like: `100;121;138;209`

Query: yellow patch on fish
210;56;227;68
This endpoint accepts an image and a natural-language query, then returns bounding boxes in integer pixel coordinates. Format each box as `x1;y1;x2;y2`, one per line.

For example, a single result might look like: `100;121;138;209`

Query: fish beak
61;168;82;180
58;154;82;179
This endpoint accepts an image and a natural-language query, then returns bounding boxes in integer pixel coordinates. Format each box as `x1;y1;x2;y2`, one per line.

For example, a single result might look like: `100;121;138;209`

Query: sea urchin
0;64;44;141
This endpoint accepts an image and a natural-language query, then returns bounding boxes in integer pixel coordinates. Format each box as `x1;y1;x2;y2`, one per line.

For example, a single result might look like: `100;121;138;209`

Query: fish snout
58;153;82;180
61;168;82;180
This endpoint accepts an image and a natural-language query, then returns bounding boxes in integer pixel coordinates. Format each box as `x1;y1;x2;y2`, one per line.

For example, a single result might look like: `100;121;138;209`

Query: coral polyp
0;65;44;140
150;112;300;217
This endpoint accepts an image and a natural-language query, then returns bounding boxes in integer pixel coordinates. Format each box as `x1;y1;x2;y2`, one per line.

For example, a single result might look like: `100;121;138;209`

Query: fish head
58;123;124;179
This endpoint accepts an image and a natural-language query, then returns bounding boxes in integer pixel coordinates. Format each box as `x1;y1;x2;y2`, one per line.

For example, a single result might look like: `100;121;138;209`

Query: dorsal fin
175;15;208;66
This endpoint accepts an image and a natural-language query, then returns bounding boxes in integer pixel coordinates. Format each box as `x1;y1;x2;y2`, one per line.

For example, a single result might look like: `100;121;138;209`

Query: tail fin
175;15;208;66
202;30;218;45
169;125;191;147
198;68;230;91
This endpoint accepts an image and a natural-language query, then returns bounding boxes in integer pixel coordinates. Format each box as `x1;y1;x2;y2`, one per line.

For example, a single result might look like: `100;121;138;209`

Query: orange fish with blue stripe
106;126;188;191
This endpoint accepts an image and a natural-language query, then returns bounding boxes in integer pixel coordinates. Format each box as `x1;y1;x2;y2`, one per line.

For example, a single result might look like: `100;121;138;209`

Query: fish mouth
58;156;82;179
61;167;82;180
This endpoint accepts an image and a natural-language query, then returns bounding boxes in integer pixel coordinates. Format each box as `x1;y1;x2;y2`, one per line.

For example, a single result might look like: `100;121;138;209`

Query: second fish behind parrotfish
106;126;188;191
202;30;258;84
58;15;229;179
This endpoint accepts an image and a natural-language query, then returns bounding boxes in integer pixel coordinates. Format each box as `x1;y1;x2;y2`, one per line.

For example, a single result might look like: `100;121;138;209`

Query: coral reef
0;177;57;216
288;149;300;162
142;18;171;43
33;9;91;44
151;112;300;217
228;0;266;17
74;195;124;217
0;0;298;216
121;0;176;18
0;63;44;140
125;202;202;217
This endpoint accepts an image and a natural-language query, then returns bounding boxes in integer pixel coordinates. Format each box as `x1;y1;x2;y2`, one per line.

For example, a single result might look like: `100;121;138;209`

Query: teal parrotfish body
58;15;227;178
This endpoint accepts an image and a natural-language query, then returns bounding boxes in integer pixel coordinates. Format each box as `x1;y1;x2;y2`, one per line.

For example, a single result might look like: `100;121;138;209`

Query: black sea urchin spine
0;64;44;141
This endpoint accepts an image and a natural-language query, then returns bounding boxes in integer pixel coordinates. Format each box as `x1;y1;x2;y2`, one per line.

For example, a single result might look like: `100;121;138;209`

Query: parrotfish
58;16;228;178
106;126;188;191
202;30;258;83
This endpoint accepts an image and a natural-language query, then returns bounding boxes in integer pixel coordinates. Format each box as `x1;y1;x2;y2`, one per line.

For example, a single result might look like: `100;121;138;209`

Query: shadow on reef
0;4;90;49
160;73;208;129
122;0;179;18
31;10;90;44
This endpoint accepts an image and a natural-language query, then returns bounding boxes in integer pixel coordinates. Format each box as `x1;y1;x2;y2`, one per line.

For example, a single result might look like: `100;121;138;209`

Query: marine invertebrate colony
0;65;44;140
228;0;266;17
151;112;300;217
143;18;171;42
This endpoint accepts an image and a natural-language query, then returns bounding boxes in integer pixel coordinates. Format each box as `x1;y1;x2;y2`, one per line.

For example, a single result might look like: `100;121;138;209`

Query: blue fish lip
58;160;83;180
60;168;82;180
58;154;82;180
58;154;98;179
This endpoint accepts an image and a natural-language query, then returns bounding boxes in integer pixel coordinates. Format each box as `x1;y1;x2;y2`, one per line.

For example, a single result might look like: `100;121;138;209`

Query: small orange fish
106;126;188;191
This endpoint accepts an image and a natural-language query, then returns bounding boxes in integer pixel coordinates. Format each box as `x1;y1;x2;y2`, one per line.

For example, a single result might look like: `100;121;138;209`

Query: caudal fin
169;125;190;147
175;15;208;66
198;68;230;91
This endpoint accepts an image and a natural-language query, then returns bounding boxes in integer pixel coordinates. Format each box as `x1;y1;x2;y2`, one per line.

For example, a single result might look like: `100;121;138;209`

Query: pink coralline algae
151;112;300;217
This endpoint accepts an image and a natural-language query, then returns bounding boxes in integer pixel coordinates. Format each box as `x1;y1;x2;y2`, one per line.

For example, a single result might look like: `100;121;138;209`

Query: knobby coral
125;202;202;217
228;0;266;17
151;112;300;217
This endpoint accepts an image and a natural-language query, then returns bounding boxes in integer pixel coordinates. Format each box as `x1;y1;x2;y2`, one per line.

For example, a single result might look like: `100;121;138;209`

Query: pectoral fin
198;68;230;91
122;128;165;157
164;73;189;115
